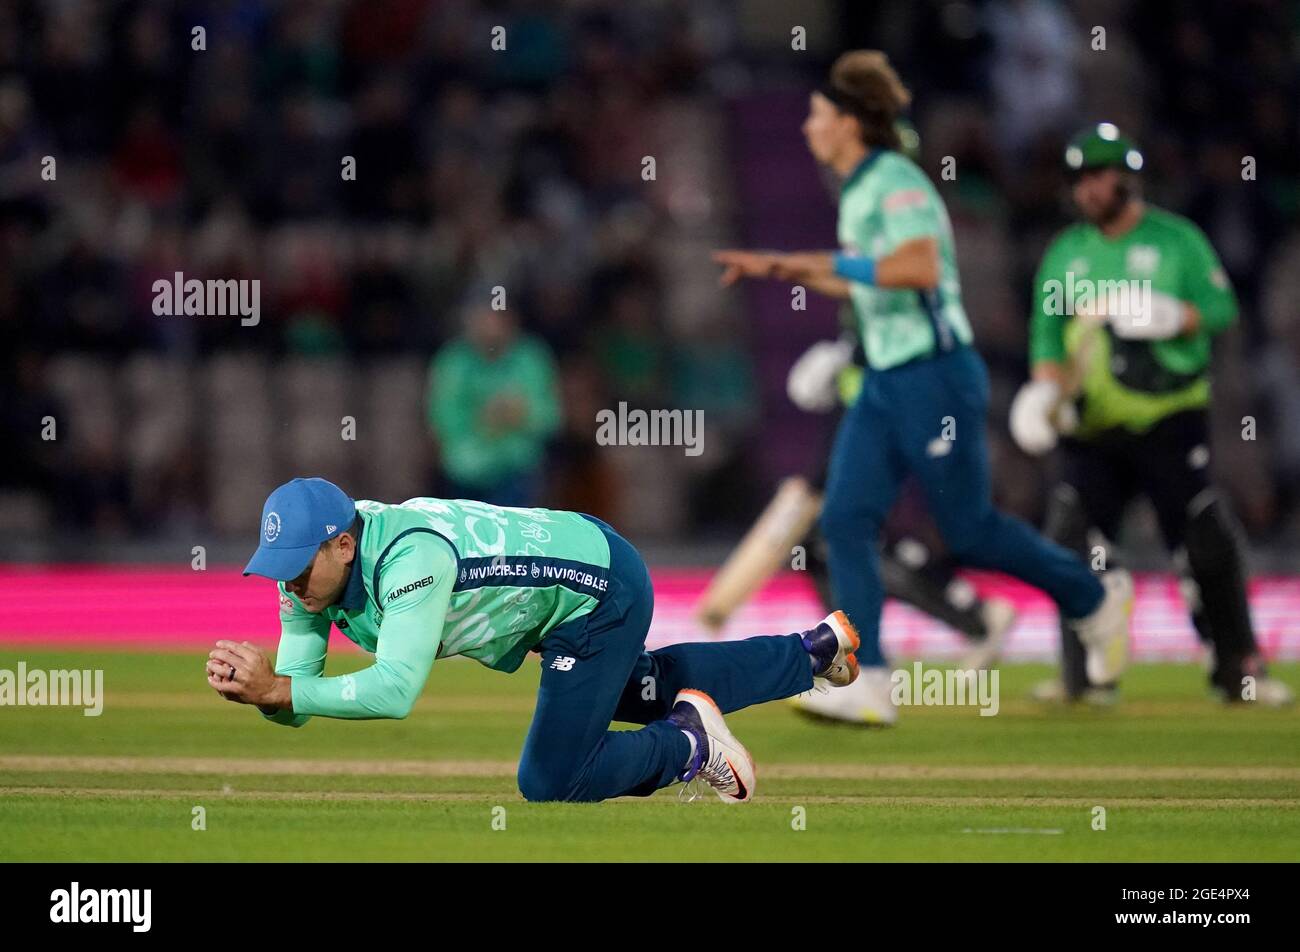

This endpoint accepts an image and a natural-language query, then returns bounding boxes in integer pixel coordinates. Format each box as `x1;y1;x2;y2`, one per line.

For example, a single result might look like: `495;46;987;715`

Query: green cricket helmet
1063;122;1143;175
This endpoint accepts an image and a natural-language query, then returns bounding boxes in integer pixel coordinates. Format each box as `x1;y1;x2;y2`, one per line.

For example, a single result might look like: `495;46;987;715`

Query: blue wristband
833;253;877;286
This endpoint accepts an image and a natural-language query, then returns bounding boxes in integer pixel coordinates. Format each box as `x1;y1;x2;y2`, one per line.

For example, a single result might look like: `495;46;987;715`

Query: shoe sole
677;689;755;802
821;610;862;686
791;705;896;727
789;694;897;727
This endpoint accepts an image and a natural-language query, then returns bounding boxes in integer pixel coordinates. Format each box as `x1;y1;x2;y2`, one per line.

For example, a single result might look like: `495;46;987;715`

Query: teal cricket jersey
837;149;974;370
264;498;611;727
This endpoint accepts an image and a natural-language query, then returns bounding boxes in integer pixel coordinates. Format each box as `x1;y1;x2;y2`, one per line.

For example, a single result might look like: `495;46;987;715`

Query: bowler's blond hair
827;50;911;149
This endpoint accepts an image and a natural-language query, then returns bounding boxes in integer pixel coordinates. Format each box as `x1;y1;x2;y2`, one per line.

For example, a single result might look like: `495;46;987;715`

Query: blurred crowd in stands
3;0;1299;553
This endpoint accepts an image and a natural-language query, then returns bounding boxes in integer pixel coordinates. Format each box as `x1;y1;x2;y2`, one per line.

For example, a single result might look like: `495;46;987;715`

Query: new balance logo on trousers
549;656;576;671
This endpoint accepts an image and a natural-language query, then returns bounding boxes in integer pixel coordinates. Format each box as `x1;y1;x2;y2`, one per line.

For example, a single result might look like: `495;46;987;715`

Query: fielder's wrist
833;253;877;286
258;676;293;712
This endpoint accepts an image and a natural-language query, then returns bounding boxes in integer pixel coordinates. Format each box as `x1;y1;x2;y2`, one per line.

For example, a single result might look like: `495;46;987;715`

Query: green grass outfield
1;649;1297;861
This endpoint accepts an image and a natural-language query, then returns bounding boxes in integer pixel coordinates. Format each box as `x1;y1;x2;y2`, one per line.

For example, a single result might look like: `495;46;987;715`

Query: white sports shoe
1029;678;1119;706
791;665;898;726
1203;647;1296;707
1252;678;1296;707
1029;678;1066;703
1070;570;1134;685
959;597;1016;671
667;689;755;803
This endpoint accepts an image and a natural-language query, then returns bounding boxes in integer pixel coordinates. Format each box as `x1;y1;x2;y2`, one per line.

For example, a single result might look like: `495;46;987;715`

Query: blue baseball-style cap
243;477;357;581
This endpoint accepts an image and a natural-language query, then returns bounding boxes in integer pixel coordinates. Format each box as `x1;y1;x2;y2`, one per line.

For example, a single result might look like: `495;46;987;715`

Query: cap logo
264;512;282;543
326;524;337;534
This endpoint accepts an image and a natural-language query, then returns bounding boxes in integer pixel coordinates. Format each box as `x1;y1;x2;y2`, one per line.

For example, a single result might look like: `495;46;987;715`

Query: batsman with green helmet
1011;123;1293;705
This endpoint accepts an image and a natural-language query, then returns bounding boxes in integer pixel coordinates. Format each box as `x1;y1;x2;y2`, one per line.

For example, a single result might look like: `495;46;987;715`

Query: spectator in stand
427;304;561;506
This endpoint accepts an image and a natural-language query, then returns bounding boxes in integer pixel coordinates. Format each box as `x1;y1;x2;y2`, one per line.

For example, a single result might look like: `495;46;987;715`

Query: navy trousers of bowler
515;517;814;803
821;346;1104;667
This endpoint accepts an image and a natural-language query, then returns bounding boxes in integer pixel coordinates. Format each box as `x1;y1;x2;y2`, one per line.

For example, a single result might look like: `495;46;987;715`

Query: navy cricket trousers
820;346;1104;667
515;516;814;803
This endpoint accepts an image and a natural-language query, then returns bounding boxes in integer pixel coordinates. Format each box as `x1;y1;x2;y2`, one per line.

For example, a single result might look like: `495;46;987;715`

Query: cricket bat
695;476;824;635
1050;315;1104;431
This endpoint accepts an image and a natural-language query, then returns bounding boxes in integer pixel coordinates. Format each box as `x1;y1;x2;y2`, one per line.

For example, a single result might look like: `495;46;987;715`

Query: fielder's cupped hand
207;640;278;706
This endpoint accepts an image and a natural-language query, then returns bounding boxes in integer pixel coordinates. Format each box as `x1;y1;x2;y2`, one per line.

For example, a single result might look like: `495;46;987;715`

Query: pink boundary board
0;566;1296;661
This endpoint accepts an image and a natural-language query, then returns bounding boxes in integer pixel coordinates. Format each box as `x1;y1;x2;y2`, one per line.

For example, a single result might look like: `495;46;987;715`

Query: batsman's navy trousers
515;515;814;803
820;345;1104;667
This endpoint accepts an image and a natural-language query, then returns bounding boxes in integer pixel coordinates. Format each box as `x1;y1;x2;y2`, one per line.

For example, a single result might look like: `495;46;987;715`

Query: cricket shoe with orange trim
666;689;756;803
802;610;861;687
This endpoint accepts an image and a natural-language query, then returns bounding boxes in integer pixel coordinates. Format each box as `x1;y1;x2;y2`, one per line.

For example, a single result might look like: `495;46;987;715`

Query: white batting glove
1107;289;1186;340
1009;379;1062;456
787;337;855;412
